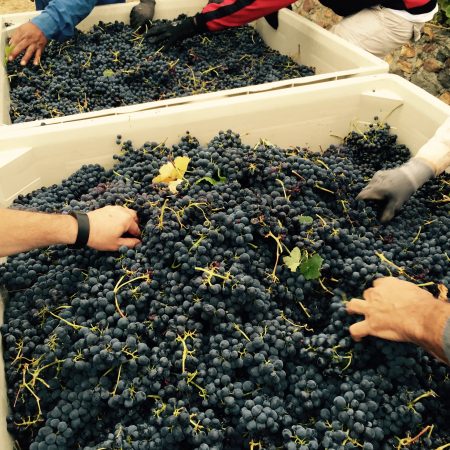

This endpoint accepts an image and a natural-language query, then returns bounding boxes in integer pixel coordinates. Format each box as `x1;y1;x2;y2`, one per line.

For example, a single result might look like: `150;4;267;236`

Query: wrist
193;13;208;33
68;211;90;248
57;214;78;246
414;300;450;363
399;158;435;191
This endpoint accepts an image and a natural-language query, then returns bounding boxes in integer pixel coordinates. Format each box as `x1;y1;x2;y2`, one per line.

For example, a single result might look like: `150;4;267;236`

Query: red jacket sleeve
195;0;295;32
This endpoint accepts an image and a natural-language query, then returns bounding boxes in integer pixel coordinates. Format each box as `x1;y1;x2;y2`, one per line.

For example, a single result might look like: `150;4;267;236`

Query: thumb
357;187;385;201
117;237;141;249
380;198;400;223
349;321;369;341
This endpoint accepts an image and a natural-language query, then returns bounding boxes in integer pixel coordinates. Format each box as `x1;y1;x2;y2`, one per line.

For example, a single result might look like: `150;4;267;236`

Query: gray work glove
357;158;435;223
130;0;156;32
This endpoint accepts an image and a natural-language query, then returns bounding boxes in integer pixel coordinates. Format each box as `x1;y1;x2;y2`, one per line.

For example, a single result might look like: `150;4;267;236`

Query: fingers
124;207;138;222
127;219;141;237
34;47;43;66
117;237;141;249
349;320;370;342
9;39;29;61
346;298;367;315
146;26;166;37
146;26;173;44
356;187;385;201
362;287;377;301
380;198;400;223
21;44;38;66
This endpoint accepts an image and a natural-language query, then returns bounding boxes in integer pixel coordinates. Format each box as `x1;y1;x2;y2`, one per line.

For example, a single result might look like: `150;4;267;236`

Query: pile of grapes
0;123;449;450
6;20;315;124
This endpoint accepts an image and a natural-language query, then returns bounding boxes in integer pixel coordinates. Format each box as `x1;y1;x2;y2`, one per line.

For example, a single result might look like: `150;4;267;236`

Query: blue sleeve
444;318;450;364
31;0;97;41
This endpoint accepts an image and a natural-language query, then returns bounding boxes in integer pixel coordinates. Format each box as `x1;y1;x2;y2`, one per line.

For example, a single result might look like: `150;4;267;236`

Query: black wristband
69;211;90;249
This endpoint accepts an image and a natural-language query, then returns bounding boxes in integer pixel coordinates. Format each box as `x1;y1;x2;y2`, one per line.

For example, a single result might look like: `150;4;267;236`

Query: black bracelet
69;211;90;249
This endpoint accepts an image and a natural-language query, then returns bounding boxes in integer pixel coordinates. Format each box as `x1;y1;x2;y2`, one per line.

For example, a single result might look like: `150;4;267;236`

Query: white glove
357;158;435;222
358;116;450;222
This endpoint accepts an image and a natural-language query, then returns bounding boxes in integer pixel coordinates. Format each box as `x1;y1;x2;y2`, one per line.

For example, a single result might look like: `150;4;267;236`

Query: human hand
86;206;141;251
9;22;48;66
346;277;436;344
357;158;435;223
146;17;198;48
347;277;450;363
130;0;155;33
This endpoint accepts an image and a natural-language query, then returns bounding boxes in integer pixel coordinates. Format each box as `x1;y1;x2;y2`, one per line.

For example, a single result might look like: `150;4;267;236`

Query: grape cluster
7;19;315;124
0;122;449;449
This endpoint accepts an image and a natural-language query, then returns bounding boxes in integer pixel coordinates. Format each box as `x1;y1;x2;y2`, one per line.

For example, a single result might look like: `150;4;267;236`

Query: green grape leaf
195;169;227;186
300;254;324;280
103;69;115;77
298;215;314;225
195;176;218;186
283;247;302;272
4;45;13;65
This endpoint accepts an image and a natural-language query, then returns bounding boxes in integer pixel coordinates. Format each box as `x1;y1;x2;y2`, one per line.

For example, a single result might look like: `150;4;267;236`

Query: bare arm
0;206;141;257
347;277;450;365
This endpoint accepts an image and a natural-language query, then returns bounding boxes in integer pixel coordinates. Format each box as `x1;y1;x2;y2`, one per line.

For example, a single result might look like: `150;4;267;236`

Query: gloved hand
357;158;435;223
146;17;199;48
130;0;156;32
264;6;292;30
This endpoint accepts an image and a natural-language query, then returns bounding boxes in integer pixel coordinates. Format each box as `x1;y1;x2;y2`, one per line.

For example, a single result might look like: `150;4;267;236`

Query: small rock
397;60;413;74
422;26;434;40
438;69;450;89
439;91;450;105
411;69;441;97
422;43;437;53
423;58;443;73
436;47;450;63
302;0;315;13
400;44;416;58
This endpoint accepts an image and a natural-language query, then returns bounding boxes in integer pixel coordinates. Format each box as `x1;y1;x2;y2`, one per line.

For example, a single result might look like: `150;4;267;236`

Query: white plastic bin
0;74;449;448
0;0;388;128
0;74;449;209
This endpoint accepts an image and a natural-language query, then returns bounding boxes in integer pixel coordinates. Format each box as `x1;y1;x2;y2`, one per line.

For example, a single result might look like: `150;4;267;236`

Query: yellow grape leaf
152;156;190;184
168;179;183;194
173;156;190;179
283;247;302;272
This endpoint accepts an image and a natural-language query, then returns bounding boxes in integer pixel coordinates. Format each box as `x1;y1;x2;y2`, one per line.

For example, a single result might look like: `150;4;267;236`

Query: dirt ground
0;0;134;13
0;0;34;13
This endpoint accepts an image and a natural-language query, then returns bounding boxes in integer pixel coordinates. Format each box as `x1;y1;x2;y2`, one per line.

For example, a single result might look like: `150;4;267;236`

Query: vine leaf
195;176;218;186
300;254;323;280
4;45;13;65
298;215;314;225
153;156;190;193
284;247;324;280
195;169;227;186
283;247;302;272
